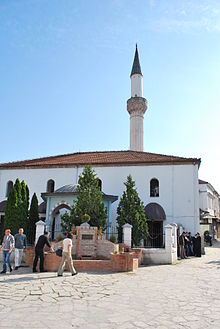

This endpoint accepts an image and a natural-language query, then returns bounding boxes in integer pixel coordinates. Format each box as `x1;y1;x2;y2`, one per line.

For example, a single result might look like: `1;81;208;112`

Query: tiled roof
41;184;118;203
0;150;201;169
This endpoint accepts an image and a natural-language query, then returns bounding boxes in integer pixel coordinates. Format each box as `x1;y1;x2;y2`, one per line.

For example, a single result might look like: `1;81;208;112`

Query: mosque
0;46;201;245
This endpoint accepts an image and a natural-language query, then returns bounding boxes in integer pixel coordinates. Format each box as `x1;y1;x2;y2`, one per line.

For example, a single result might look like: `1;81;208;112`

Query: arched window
98;179;102;191
47;179;55;193
150;178;159;197
6;181;13;197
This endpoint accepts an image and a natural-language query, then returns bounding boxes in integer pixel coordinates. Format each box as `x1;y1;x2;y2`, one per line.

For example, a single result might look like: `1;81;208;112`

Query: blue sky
0;0;220;191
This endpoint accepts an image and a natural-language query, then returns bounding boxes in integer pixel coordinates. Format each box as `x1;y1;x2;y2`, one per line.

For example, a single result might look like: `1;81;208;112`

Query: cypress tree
28;193;39;245
26;185;30;213
21;180;29;231
4;188;18;235
117;175;148;246
61;166;107;231
4;179;30;236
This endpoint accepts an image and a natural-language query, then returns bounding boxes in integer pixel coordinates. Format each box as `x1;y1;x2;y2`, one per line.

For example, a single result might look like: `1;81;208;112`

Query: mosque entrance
144;202;166;248
51;204;71;240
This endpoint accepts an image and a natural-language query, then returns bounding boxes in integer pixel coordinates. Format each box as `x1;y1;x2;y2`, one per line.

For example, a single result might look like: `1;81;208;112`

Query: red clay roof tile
0;150;201;169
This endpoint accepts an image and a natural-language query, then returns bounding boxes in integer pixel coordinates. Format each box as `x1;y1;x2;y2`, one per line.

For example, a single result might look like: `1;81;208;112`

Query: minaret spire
130;44;142;77
127;45;147;152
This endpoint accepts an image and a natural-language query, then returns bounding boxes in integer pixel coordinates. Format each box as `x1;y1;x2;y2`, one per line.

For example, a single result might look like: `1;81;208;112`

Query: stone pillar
170;223;178;248
165;224;172;252
165;224;177;264
123;223;133;248
35;220;46;245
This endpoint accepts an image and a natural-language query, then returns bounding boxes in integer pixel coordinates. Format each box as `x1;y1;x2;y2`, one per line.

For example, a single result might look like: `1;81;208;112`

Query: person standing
33;231;53;273
194;232;201;257
57;232;77;277
0;229;14;274
14;228;27;270
188;232;194;256
184;232;189;257
179;232;186;259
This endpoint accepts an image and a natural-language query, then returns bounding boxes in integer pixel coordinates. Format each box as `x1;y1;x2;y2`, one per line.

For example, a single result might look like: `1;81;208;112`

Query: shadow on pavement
0;273;59;284
206;260;220;265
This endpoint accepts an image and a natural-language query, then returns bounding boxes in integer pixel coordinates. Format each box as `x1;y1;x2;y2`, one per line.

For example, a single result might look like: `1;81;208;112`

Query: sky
0;0;220;191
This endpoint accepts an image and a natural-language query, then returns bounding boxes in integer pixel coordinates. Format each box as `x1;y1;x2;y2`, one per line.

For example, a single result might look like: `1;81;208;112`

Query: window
47;179;55;193
6;181;13;197
150;178;159;197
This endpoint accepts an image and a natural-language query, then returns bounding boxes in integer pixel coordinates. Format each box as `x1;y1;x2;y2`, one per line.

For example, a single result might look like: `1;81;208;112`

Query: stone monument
76;222;98;259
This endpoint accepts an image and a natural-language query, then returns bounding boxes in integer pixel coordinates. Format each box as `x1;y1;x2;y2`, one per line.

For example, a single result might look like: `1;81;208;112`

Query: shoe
0;271;6;274
33;269;37;273
57;274;63;277
72;272;78;276
40;270;47;273
14;266;19;270
9;267;13;272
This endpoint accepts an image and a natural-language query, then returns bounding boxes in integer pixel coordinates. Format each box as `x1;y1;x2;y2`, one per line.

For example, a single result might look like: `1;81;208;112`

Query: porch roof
41;184;118;203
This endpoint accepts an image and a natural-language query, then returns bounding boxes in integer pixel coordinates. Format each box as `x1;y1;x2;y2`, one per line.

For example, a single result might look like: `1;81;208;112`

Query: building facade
199;179;220;239
0;46;201;245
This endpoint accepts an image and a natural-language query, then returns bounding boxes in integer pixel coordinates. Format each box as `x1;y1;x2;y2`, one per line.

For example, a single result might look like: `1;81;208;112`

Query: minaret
127;45;147;152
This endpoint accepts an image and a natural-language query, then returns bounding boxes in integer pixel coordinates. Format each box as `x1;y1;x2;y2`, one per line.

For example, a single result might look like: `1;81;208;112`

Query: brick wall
25;247;139;273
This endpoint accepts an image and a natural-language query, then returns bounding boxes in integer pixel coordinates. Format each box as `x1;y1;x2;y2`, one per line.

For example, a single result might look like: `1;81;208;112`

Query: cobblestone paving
0;243;220;328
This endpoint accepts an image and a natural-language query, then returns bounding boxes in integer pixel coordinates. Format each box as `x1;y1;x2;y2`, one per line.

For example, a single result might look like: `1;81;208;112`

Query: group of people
33;230;77;276
0;228;77;277
178;231;201;259
0;228;27;273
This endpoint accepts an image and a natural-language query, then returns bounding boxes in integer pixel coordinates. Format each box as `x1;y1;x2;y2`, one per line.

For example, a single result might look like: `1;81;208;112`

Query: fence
105;226;118;242
143;233;165;248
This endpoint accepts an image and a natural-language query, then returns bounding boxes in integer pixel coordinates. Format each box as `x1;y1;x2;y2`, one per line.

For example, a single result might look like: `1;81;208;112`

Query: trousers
57;252;76;275
2;250;12;272
15;248;24;267
33;249;44;272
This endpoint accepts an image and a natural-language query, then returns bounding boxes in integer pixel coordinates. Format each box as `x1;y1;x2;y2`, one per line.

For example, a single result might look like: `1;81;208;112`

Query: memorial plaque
82;234;93;240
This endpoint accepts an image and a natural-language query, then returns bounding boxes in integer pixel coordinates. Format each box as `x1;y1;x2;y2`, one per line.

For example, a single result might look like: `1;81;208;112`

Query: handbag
56;248;63;257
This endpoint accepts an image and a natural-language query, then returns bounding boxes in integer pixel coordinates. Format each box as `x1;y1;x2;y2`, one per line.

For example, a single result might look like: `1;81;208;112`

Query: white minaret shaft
127;45;147;152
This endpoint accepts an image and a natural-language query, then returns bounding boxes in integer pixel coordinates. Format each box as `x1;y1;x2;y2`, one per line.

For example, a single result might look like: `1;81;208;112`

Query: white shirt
63;238;72;253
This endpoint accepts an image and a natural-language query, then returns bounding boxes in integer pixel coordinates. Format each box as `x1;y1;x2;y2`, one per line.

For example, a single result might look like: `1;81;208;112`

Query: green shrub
109;235;116;243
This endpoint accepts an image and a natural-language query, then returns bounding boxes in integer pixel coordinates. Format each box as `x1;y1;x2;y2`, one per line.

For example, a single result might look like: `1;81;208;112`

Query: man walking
14;228;27;270
33;231;53;273
0;229;14;274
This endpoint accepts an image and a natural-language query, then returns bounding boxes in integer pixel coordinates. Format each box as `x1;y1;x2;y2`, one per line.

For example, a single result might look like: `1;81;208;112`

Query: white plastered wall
0;163;200;235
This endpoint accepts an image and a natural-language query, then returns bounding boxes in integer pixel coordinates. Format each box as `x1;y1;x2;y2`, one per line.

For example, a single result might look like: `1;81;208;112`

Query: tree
21;180;29;217
4;179;29;235
28;193;39;245
117;175;148;246
4;188;18;234
61;166;107;231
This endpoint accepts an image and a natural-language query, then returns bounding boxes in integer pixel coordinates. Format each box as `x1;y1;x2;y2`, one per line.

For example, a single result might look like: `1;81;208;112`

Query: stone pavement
0;243;220;329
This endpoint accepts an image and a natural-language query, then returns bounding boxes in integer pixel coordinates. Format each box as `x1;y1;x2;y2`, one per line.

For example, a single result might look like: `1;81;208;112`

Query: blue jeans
2;250;12;272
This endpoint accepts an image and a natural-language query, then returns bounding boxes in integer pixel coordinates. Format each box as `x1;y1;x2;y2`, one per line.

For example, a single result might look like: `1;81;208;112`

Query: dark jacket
179;234;185;246
35;235;51;251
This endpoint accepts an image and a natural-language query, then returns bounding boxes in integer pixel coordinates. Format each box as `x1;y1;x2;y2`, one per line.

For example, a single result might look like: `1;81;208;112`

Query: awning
145;202;166;221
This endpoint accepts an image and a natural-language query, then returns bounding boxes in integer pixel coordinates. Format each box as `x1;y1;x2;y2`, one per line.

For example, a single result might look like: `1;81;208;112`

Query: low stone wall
141;248;177;265
141;224;178;265
111;253;139;272
131;248;142;266
24;247;138;272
